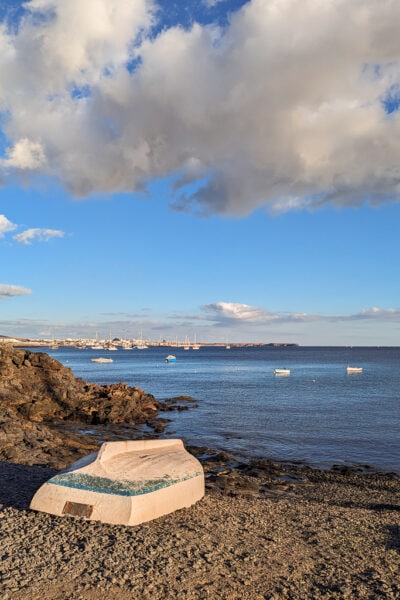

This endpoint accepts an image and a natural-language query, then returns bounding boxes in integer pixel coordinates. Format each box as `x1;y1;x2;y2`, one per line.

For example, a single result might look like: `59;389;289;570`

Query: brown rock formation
0;345;170;468
0;345;161;425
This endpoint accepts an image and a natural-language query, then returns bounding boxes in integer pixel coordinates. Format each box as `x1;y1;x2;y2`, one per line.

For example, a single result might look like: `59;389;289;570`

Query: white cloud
203;301;318;325
1;303;400;341
202;0;225;7
1;138;46;171
13;228;65;244
0;214;64;244
347;307;400;321
204;301;278;323
1;1;400;213
0;284;32;298
0;214;17;237
203;302;400;326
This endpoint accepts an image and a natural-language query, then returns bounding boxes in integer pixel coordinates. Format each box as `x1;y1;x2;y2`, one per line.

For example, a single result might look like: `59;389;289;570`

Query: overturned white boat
30;439;204;526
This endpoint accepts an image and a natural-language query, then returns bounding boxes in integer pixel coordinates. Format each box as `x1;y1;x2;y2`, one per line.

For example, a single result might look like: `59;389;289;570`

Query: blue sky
1;0;400;345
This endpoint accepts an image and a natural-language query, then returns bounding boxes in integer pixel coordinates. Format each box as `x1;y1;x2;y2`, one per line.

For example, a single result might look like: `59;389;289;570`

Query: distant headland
0;335;299;349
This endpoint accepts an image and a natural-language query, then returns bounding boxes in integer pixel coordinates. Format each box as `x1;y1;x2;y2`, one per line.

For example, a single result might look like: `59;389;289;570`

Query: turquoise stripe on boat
47;471;202;497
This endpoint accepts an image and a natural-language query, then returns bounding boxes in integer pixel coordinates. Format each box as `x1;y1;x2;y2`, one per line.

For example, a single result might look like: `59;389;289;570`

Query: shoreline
1;409;399;598
1;345;399;598
50;416;400;479
6;344;398;477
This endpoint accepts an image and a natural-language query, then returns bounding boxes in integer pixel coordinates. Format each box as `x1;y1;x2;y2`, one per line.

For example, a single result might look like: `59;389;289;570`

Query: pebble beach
1;452;399;600
0;345;399;599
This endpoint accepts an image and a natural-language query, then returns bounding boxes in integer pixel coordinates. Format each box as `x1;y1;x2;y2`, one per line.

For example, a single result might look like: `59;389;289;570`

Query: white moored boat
164;354;176;362
346;366;363;373
274;368;291;376
30;439;205;526
91;357;113;363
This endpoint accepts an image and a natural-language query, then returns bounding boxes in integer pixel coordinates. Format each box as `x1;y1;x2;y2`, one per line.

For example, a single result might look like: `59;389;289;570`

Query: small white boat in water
30;439;205;526
274;368;290;376
91;357;113;364
165;354;176;363
346;366;363;373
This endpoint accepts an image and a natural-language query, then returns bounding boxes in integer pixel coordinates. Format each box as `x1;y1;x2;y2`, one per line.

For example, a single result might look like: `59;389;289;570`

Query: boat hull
30;439;204;526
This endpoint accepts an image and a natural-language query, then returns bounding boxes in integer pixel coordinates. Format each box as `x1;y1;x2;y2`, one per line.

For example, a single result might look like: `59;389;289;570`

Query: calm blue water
39;346;399;473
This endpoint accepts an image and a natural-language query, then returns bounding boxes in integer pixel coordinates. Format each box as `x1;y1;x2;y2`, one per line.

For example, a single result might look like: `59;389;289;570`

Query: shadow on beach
385;525;400;551
0;461;58;510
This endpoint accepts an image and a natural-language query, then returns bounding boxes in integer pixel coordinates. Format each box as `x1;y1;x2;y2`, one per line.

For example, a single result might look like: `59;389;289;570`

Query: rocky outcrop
0;404;98;468
0;345;180;468
0;346;161;425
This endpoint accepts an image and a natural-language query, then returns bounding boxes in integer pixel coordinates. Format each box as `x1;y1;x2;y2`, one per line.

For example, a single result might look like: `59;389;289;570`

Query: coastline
1;445;399;599
7;344;400;475
0;345;399;598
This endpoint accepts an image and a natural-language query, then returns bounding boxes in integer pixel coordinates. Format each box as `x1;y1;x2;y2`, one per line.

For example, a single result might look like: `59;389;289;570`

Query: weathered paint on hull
30;439;205;526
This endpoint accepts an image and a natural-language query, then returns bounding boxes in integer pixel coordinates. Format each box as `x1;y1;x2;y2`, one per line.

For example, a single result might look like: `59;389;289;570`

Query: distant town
0;335;299;350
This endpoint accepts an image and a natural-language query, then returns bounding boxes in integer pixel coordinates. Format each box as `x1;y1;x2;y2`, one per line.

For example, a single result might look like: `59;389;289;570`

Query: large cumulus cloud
1;0;400;214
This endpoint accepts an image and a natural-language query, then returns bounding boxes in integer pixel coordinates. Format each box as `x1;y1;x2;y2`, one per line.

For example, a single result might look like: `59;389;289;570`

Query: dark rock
159;395;197;411
0;346;161;426
0;345;180;468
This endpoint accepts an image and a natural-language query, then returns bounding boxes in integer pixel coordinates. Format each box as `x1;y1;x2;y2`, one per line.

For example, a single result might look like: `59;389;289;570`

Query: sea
37;345;399;474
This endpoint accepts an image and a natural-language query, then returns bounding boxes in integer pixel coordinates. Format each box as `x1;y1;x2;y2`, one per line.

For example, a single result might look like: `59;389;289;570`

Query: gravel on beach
1;346;398;598
1;457;399;600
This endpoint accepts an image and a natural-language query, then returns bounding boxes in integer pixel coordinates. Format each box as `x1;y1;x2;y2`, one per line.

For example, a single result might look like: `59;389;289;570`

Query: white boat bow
30;439;205;526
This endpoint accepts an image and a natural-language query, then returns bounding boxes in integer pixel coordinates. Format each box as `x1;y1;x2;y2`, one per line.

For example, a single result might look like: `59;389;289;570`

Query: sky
1;0;400;345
